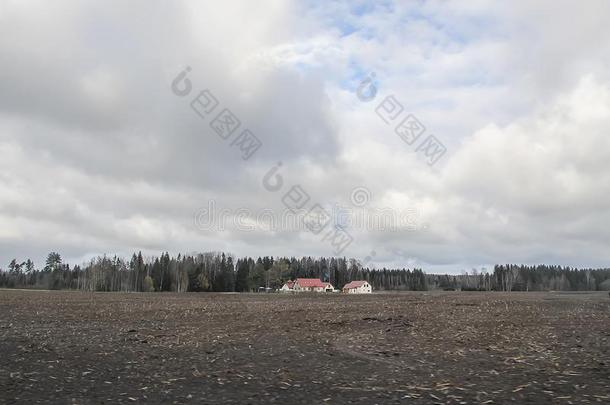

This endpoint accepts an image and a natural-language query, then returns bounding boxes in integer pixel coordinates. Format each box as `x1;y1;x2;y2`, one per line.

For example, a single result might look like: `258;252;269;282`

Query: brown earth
0;290;609;404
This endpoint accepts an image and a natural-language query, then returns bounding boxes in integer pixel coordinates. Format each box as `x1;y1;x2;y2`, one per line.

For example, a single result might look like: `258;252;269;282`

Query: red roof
285;281;294;288
343;280;368;289
295;278;326;288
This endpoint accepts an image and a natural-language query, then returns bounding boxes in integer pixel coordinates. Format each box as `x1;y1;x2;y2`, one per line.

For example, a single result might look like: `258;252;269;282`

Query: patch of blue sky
396;7;505;47
349;0;393;17
338;59;380;93
302;0;393;37
440;16;507;46
337;21;358;37
399;8;444;30
349;1;374;17
325;12;363;38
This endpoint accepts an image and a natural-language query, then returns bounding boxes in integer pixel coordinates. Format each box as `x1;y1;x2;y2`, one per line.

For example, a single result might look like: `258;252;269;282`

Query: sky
1;0;610;273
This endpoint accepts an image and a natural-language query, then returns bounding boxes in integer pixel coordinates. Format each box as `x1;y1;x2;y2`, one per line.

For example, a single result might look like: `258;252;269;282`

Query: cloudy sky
1;0;610;273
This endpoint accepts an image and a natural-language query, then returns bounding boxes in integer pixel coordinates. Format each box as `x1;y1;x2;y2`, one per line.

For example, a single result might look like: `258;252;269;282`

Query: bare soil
1;290;609;404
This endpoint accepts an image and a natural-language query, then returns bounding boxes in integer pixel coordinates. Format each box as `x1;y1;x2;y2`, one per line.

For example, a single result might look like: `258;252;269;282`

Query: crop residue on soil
1;290;609;404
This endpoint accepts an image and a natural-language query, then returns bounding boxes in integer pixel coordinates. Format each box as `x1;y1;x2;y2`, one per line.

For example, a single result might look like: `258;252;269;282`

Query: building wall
294;284;325;292
344;283;372;294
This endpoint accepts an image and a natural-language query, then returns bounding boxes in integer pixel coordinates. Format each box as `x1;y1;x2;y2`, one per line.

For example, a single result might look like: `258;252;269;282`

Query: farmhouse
324;282;336;292
280;280;295;292
292;278;335;292
342;280;372;294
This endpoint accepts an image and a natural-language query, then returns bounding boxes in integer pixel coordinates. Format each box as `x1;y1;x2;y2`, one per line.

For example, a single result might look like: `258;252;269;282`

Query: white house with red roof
292;278;335;292
342;280;372;294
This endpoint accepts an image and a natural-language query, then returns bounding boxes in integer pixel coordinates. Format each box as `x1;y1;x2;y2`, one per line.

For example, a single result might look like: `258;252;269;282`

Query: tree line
426;265;610;292
0;251;426;292
1;252;609;292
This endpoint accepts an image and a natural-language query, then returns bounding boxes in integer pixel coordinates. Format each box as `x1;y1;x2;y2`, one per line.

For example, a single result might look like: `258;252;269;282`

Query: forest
1;252;610;293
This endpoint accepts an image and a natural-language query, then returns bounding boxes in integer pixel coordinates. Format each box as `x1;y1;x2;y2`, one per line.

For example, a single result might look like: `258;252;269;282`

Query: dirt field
0;290;608;404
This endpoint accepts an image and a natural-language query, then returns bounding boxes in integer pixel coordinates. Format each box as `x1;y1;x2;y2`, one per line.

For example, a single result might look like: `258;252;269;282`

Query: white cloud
1;0;610;272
